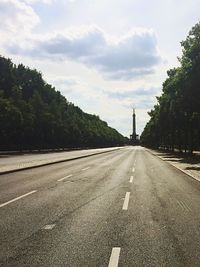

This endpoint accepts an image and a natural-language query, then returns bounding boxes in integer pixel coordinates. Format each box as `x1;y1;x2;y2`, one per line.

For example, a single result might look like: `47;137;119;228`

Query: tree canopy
0;56;127;150
141;22;200;154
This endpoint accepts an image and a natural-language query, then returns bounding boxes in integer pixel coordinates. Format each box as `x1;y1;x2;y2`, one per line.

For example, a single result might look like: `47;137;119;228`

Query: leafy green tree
141;22;200;154
0;55;126;150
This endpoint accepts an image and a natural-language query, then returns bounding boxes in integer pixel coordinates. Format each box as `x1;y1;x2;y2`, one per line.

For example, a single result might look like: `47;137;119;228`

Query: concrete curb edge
0;148;122;175
146;148;200;184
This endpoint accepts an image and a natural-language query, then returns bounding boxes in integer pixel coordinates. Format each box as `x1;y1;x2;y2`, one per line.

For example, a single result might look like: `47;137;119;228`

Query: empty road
0;146;200;266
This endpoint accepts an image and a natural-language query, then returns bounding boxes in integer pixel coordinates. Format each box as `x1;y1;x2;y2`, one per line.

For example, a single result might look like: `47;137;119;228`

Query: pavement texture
149;149;200;183
0;146;200;266
0;147;122;174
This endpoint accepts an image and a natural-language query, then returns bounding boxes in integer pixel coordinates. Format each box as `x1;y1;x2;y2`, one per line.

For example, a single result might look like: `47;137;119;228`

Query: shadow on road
153;149;200;168
186;166;200;171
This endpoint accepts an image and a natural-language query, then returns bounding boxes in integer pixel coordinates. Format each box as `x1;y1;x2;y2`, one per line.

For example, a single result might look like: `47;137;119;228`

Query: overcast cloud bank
1;0;198;135
8;26;162;80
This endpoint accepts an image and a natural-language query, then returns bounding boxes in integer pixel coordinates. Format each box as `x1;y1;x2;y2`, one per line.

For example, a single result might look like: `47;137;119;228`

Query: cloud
48;77;79;94
105;69;154;80
7;26;162;80
23;0;52;3
43;74;159;135
0;0;40;35
103;87;161;110
106;87;161;99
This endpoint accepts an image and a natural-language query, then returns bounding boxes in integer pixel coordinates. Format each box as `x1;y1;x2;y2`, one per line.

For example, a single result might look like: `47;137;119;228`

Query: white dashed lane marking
122;192;130;210
57;174;73;182
43;224;56;230
108;247;121;267
82;167;90;171
0;190;37;208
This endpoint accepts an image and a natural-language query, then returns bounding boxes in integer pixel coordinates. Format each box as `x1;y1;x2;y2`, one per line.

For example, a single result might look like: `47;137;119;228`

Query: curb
0;148;122;175
146;148;200;184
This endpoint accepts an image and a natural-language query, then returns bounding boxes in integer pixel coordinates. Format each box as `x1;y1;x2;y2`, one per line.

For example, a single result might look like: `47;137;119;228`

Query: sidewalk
148;149;200;183
0;147;122;175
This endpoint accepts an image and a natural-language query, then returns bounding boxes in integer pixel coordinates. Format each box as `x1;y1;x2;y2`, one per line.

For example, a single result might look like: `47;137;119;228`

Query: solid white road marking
108;247;121;267
132;167;135;172
57;174;73;182
129;176;133;183
122;192;130;210
82;167;90;171
0;190;37;208
43;224;56;230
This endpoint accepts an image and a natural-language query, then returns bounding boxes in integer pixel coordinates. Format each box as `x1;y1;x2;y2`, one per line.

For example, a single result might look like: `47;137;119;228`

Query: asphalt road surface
0;146;200;266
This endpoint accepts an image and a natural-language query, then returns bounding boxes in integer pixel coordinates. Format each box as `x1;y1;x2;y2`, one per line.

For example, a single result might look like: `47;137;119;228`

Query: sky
0;0;200;137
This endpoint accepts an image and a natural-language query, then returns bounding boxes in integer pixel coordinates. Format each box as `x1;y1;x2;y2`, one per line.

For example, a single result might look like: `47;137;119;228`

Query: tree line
0;56;127;151
141;22;200;154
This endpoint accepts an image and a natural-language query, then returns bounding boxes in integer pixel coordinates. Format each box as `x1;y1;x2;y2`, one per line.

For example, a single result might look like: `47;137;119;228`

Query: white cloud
47;74;161;135
0;0;40;35
7;26;162;80
22;0;54;4
2;0;198;135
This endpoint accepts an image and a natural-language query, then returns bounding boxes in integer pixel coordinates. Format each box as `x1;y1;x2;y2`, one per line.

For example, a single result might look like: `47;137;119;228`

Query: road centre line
122;192;130;210
57;174;73;182
82;167;90;171
132;167;135;172
108;247;121;267
129;176;133;183
0;190;37;208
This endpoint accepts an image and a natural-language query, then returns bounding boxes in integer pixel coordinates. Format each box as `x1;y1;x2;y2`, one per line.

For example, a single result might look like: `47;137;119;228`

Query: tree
141;22;200;154
0;55;127;150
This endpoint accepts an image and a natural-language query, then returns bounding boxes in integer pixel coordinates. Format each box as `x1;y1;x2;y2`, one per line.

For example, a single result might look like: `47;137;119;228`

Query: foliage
0;56;127;150
141;22;200;153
